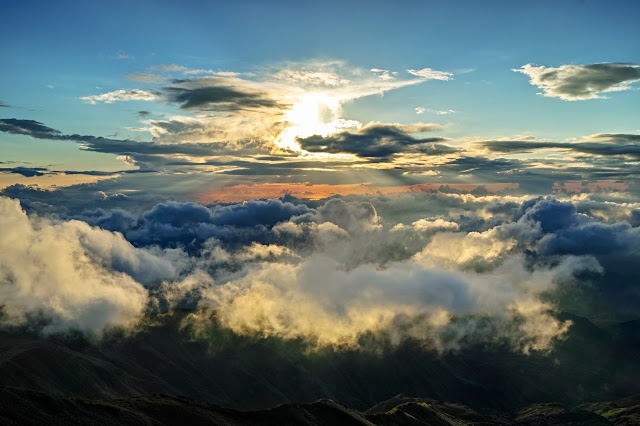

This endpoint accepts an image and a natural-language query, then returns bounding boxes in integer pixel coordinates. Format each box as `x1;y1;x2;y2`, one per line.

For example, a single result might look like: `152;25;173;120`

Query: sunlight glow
273;93;360;152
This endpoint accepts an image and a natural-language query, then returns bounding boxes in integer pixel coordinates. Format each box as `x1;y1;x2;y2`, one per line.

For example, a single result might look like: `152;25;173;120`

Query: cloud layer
3;190;638;354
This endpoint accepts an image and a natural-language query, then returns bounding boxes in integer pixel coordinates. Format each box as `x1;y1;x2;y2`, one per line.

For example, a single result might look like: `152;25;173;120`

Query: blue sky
1;0;639;198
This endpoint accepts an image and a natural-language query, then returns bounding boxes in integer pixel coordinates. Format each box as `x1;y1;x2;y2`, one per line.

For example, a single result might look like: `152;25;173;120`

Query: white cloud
0;197;152;333
80;89;158;104
407;68;454;80
415;107;455;115
273;70;349;86
194;254;583;352
370;68;396;81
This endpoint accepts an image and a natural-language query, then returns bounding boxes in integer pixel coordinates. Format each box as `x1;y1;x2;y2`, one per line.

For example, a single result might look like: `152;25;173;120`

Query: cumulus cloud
513;63;640;100
125;199;313;249
392;218;459;233
0;197;151;333
194;254;583;352
80;89;160;104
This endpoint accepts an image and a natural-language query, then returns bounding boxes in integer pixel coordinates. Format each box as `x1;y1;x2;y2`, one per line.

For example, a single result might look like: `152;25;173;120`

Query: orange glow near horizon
198;182;520;203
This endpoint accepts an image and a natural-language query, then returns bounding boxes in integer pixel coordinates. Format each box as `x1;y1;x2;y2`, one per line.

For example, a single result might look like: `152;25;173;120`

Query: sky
1;0;639;200
1;0;640;353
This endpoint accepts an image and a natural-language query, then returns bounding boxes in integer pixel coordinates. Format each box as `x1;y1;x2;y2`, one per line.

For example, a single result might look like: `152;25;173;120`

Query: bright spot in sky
274;93;361;152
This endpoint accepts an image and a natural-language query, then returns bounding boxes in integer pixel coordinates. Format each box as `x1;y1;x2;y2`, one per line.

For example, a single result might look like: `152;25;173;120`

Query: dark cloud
481;134;640;159
74;208;138;233
137;110;151;117
125;199;313;249
0;166;46;177
0;118;257;165
443;156;516;173
298;123;453;158
163;78;288;111
514;63;640;100
0;118;62;138
0;101;12;108
0;182;168;217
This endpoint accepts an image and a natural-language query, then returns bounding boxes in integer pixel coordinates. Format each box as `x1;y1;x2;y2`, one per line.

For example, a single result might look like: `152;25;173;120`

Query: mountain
1;309;640;423
3;387;639;425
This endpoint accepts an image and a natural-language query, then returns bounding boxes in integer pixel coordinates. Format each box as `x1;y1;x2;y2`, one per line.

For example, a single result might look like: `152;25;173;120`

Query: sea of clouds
1;191;639;353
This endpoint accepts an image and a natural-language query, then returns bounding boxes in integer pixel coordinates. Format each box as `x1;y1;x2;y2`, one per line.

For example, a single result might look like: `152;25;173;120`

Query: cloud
0;118;62;138
513;63;640;100
416;197;640;268
183;69;240;77
0;166;46;177
80;89;159;104
150;64;188;72
195;253;582;352
432;109;455;115
297;122;453;158
3;186;640;351
164;78;288;111
415;107;455;115
67;61;460;153
392;218;459;233
149;64;240;77
315;198;381;233
407;68;453;80
115;51;132;60
273;70;349;86
125;199;313;249
75;208;138;233
481;133;640;158
0;101;12;108
370;68;397;81
0;118;261;163
127;73;167;83
0;197;151;333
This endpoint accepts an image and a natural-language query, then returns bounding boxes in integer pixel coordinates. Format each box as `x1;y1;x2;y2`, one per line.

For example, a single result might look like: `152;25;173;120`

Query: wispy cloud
416;107;455;115
370;68;397;81
80;89;159;104
407;68;454;80
127;73;167;83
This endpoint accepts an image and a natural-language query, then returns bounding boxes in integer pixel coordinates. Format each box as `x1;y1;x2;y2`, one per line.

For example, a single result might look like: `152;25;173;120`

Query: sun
273;92;360;152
